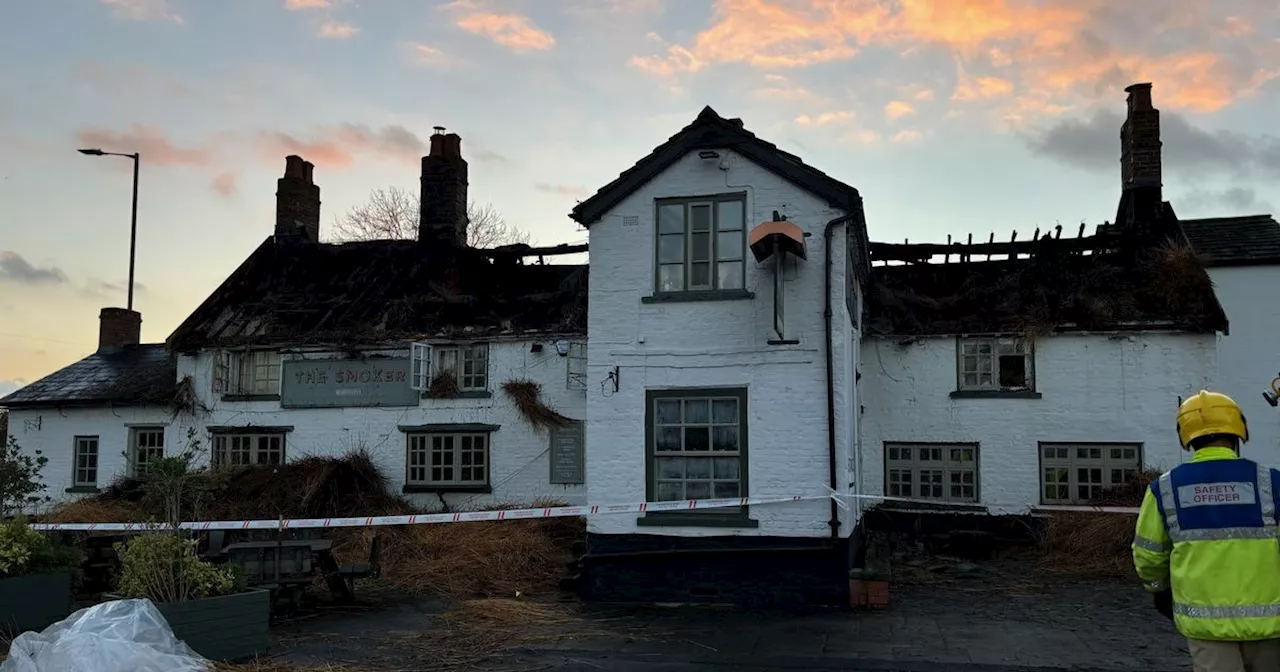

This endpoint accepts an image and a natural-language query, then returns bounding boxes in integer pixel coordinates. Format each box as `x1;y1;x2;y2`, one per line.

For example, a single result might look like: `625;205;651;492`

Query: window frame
402;428;494;494
650;193;749;299
953;335;1040;398
641;387;756;528
211;431;287;467
215;349;282;399
409;342;491;397
71;435;99;491
129;426;166;477
883;442;981;504
1038;442;1143;505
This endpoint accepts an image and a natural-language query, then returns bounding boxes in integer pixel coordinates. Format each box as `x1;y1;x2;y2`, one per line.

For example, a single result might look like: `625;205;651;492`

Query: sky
1;0;1278;396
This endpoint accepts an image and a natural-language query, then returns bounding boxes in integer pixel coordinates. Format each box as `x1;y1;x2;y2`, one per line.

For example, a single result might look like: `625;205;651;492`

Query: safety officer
1133;390;1280;672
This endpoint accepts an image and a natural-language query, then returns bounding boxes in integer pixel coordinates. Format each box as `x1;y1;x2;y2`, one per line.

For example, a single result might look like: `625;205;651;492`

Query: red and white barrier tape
28;491;1140;533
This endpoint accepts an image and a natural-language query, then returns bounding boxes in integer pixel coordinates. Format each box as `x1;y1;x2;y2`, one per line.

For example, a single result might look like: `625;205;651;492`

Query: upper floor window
655;195;746;294
214;350;281;397
410;342;490;396
957;336;1034;392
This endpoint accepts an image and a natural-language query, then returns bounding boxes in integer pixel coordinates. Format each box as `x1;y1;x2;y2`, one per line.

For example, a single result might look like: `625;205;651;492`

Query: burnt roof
1179;214;1280;267
571;106;863;225
866;228;1229;336
166;238;588;351
0;344;178;409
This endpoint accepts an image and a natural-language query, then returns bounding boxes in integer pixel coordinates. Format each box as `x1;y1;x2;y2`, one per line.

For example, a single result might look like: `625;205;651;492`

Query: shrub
114;533;245;603
0;435;50;516
0;516;80;578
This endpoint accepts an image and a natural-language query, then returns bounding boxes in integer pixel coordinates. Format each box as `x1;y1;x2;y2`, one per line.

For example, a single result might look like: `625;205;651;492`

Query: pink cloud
318;20;359;39
76;125;210;166
455;12;556;52
211;172;237;197
285;0;330;9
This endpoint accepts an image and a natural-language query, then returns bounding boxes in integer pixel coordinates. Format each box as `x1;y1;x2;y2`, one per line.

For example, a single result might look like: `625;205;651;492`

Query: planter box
105;588;270;662
0;572;74;634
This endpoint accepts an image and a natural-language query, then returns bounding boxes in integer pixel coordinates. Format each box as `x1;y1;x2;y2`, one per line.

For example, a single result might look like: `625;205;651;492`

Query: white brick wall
9;338;586;511
859;331;1219;513
585;149;858;538
1206;266;1280;456
4;406;182;508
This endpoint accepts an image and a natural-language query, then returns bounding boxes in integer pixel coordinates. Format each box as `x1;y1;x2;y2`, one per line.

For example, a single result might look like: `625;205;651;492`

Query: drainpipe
823;208;860;539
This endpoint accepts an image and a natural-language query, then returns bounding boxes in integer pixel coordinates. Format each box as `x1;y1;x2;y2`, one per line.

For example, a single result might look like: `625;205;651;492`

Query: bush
114;533;245;603
0;516;80;578
0;435;50;516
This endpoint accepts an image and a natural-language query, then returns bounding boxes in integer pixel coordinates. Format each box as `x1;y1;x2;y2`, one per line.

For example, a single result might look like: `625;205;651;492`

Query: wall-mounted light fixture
554;340;571;357
698;150;721;160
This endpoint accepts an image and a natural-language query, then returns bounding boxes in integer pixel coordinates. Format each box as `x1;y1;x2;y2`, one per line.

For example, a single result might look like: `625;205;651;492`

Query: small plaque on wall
549;420;585;485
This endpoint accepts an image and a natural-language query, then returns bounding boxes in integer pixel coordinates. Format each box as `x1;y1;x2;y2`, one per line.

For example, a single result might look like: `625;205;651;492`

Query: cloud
408;43;455;69
0;252;68;285
885;101;916;120
285;0;329;9
892;129;925;143
795;110;855;126
259;124;427;168
843;130;881;145
1179;187;1275;216
211;172;237;197
952;67;1014;101
455;12;556;52
1022;109;1280;178
76;125;211;166
318;21;358;39
535;183;587;196
99;0;182;24
0;379;26;397
82;279;149;300
628;0;1280;114
750;74;816;100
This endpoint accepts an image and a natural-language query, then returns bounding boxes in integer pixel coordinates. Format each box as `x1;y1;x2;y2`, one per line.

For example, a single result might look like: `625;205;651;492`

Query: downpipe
823;210;859;540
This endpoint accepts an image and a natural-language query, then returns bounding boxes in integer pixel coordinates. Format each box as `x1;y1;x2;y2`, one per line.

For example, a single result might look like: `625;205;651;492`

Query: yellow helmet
1177;390;1249;450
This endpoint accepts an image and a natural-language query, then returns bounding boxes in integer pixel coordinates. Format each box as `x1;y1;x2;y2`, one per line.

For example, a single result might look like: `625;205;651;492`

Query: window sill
420;390;492;400
642;290;755;304
221;394;281;402
65;486;100;494
950;390;1042;399
402;484;493;494
637;512;759;529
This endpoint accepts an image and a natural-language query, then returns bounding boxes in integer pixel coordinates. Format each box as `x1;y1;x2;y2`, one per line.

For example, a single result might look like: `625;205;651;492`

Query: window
884;443;979;503
655;195;746;294
647;388;748;515
408;343;489;393
73;436;99;488
129;427;165;476
957;337;1034;391
212;433;285;467
566;342;587;391
1040;442;1141;504
406;432;489;489
214;350;281;397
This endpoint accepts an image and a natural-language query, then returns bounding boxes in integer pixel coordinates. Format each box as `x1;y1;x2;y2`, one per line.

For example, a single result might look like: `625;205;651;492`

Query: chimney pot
276;155;322;243
99;307;142;351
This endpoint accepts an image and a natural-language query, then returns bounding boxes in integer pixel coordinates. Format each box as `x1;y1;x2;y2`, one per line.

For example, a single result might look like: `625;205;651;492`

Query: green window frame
641;387;757;528
653;194;748;296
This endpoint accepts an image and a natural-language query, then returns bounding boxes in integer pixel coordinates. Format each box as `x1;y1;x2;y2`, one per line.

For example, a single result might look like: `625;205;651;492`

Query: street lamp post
78;149;140;312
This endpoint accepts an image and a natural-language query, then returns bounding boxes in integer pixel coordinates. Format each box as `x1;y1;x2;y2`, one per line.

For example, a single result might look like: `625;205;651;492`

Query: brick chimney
1118;83;1164;230
275;155;321;243
99;307;141;352
419;127;469;249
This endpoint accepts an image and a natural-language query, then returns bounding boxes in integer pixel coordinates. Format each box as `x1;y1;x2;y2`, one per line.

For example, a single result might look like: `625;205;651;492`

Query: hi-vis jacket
1132;446;1280;641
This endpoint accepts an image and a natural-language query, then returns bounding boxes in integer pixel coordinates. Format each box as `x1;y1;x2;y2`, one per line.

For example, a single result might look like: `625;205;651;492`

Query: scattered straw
43;498;149;524
332;511;583;599
502;380;572;429
1038;469;1158;578
426;371;460;399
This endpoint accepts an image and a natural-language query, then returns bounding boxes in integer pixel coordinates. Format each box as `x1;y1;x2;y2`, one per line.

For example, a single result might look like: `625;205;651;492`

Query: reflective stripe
1158;472;1180;535
1133;534;1171;552
1259;464;1276;523
1174;602;1280;619
1169;525;1278;543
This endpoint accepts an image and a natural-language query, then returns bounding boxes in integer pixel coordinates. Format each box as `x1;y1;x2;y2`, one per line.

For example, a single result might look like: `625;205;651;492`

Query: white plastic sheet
1;599;210;672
